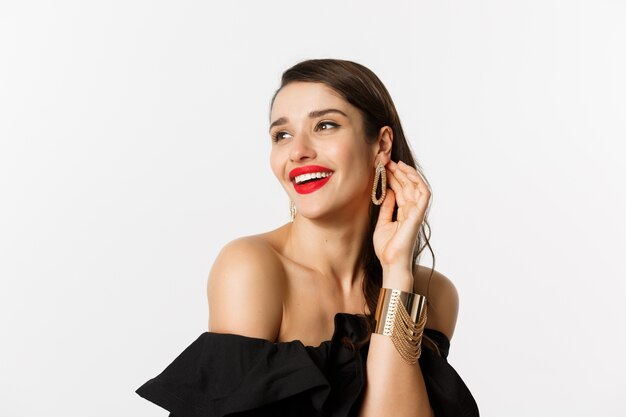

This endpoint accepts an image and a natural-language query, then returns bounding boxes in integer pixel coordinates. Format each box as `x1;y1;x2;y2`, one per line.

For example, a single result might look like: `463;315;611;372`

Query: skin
208;81;459;416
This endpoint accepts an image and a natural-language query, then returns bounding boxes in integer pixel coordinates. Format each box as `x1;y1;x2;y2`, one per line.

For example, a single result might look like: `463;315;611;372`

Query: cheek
330;141;370;173
269;149;284;180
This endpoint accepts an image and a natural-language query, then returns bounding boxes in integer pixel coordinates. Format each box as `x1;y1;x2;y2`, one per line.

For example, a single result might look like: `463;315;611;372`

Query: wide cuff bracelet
374;288;428;364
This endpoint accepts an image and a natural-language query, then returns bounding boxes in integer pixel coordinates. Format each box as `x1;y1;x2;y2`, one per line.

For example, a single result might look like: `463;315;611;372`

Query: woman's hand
373;160;432;280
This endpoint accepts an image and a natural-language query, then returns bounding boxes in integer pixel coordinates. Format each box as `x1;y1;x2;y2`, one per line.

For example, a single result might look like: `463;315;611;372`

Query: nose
289;131;316;162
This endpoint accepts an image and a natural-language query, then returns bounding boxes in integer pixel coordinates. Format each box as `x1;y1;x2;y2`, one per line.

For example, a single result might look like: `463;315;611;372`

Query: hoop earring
371;162;387;205
289;200;296;221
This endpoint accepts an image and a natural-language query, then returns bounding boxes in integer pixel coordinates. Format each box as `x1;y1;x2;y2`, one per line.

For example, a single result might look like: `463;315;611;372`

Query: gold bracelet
374;288;427;365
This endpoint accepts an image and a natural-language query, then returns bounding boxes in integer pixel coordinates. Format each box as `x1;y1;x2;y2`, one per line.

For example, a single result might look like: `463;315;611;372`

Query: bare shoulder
207;235;286;341
412;264;459;341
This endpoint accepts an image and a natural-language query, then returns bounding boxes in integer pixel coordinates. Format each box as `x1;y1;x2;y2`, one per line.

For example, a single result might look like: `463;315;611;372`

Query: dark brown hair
270;59;439;354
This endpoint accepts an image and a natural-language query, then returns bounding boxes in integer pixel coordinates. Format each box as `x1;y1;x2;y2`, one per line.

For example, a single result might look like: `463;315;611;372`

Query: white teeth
294;171;332;184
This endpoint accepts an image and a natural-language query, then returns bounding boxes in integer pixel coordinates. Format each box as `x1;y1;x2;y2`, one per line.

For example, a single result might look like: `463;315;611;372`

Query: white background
1;1;625;416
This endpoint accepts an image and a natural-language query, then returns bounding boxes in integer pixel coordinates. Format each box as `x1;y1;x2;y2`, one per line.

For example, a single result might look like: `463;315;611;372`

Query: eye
272;131;292;143
316;121;339;131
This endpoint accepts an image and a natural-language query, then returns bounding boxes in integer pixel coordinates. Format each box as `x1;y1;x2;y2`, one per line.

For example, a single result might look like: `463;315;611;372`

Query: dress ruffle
136;313;478;417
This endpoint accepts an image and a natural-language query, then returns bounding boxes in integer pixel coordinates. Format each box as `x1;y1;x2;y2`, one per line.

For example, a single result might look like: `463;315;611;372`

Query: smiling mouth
291;172;333;194
292;172;334;185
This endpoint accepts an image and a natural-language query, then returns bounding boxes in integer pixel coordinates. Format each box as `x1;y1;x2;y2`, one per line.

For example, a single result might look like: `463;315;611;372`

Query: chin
295;205;330;220
296;200;365;222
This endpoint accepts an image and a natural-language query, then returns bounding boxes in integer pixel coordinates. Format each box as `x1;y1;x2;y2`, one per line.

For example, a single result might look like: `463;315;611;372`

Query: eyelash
271;131;290;143
318;121;339;131
272;121;339;143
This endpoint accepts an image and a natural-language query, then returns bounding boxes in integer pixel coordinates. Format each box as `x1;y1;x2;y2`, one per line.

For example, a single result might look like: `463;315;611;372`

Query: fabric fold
419;329;480;417
137;333;332;417
136;313;478;417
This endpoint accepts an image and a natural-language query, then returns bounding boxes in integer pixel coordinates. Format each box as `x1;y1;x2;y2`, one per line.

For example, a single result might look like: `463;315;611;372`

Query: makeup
289;165;334;195
293;175;332;194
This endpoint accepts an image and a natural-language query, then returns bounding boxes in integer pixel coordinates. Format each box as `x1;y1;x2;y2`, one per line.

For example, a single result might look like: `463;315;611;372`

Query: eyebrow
269;108;348;131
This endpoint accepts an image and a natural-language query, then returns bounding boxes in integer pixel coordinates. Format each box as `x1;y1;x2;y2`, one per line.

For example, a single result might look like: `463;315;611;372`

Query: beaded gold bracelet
374;288;428;365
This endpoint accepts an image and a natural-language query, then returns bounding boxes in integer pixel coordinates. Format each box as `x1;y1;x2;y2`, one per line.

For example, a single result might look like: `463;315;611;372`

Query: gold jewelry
289;200;296;221
374;288;427;364
371;161;387;205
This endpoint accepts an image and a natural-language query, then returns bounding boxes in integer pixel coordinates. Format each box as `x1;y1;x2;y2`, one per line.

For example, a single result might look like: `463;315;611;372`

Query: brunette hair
270;59;439;354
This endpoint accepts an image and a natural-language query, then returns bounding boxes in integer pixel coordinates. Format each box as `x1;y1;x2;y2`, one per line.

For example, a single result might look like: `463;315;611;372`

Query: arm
413;264;460;342
359;160;458;417
359;266;459;417
207;237;285;340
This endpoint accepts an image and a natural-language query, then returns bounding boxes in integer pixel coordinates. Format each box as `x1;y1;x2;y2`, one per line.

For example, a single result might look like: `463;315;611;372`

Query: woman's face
269;81;380;220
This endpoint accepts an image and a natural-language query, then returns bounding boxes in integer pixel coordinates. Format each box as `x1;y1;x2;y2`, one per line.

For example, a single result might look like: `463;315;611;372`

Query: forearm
358;267;433;417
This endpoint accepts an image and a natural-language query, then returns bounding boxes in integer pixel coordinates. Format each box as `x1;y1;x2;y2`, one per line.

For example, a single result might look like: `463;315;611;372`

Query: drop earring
371;161;387;205
289;199;296;221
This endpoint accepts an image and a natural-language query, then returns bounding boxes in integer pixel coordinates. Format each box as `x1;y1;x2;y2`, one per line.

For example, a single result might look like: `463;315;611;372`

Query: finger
398;161;432;194
391;167;419;204
406;171;424;185
405;185;430;221
395;162;431;204
385;170;407;207
397;160;419;173
406;172;431;203
390;162;413;188
385;168;402;192
386;177;411;222
388;161;424;211
394;163;433;229
376;188;396;228
406;172;432;198
397;160;423;177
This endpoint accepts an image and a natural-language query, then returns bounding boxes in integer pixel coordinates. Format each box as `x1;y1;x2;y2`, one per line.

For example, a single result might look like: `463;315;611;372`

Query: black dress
136;313;479;417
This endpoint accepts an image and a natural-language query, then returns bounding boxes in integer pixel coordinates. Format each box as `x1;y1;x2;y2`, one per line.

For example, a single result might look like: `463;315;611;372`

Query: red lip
293;175;332;194
289;165;334;181
289;165;334;195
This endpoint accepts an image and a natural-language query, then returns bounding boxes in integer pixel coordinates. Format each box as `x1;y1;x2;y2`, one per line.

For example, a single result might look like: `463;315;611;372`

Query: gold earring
289;200;296;221
371;161;387;205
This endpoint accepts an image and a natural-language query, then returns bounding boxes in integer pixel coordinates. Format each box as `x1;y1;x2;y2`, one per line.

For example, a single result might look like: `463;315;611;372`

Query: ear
373;126;393;164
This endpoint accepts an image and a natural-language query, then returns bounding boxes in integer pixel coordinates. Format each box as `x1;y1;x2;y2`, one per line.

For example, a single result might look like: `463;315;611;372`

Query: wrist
381;264;414;292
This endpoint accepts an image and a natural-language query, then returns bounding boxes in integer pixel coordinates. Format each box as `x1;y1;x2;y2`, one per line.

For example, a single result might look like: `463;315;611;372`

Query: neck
284;203;371;294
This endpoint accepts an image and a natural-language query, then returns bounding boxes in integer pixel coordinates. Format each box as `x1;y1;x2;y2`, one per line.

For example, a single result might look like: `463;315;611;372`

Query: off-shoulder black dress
136;313;479;417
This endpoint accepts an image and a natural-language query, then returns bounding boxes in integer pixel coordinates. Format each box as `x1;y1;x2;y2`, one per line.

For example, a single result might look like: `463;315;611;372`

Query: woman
136;59;479;417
